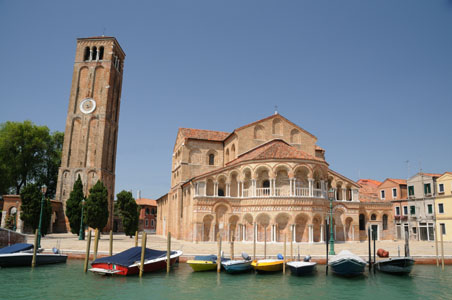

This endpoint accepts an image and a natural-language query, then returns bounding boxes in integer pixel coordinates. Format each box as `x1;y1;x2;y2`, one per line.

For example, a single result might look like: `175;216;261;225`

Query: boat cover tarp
194;255;217;262
329;250;366;264
0;243;34;254
91;247;176;267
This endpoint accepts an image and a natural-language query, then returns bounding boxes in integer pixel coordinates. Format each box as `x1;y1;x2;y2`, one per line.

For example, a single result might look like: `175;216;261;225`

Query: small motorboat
287;255;317;276
252;254;284;273
90;247;182;276
0;243;67;267
328;250;367;277
187;255;218;272
222;253;253;274
375;257;415;275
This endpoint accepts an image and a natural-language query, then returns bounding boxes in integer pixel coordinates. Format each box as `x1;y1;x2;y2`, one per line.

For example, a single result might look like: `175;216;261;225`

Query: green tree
0;121;63;197
65;175;85;234
20;183;52;235
116;190;139;237
85;180;109;230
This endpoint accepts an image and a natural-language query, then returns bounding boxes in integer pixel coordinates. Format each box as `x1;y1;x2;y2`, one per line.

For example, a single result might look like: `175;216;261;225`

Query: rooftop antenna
274;105;278;115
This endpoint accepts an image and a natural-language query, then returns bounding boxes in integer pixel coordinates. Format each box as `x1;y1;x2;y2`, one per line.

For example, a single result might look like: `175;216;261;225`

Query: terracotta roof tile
136;198;157;206
226;139;323;166
357;179;380;202
420;173;442;177
315;145;325;151
388;178;407;185
179;128;230;142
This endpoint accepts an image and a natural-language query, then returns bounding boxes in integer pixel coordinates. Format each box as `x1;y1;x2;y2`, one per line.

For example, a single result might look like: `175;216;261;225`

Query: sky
1;0;452;199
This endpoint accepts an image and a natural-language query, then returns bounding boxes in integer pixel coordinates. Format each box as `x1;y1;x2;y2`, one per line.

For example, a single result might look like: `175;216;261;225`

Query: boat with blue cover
89;247;182;276
221;253;253;274
0;243;67;267
328;250;367;277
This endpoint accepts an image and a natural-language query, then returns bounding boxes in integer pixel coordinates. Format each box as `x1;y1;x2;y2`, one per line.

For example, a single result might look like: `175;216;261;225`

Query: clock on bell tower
55;36;125;232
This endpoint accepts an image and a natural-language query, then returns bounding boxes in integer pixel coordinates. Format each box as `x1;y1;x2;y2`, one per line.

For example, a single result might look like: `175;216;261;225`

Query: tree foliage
116;190;139;237
85;180;109;230
20;183;52;235
65;175;85;234
0;121;63;197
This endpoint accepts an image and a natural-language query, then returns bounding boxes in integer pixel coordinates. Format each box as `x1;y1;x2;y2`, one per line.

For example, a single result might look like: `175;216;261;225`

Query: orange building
136;198;157;232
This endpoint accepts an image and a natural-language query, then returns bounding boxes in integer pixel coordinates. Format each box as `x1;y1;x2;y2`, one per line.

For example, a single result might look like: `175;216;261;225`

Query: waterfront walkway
30;233;451;260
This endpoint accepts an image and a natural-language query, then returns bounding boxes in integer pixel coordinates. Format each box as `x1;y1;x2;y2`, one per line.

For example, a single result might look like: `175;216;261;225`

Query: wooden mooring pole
83;230;92;273
326;223;329;275
109;230;113;256
368;227;372;271
435;226;440;267
139;232;147;277
31;229;38;268
93;229;99;261
230;236;234;260
217;232;221;273
253;223;256;261
373;229;376;274
264;227;267;259
441;230;445;271
290;228;293;261
283;234;286;274
167;232;171;273
134;231;138;247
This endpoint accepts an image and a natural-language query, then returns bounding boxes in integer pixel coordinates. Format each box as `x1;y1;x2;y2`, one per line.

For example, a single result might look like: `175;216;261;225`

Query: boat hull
187;260;217;272
222;260;252;274
375;258;415;275
329;259;366;277
287;262;317;276
251;260;283;273
0;253;67;267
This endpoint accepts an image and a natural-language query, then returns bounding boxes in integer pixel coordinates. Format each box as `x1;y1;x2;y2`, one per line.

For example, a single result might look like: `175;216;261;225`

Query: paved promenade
30;233;451;261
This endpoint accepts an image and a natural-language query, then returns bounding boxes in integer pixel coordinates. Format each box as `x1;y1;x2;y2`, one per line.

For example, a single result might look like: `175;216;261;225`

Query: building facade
157;114;394;243
436;172;452;241
136;198;157;233
55;37;125;232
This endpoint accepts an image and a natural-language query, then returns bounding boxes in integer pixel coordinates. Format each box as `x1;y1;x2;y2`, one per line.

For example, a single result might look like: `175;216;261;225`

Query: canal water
1;261;451;300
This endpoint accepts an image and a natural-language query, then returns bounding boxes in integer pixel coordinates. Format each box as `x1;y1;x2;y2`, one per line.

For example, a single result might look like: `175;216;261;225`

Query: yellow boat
187;255;218;272
251;259;284;273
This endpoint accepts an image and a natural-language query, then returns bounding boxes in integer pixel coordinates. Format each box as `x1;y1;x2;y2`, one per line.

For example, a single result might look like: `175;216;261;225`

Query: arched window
263;180;270;188
272;118;282;135
383;214;388;230
254;125;264;140
371;214;377;221
83;47;90;61
145;208;150;215
218;189;225;197
225;149;229;163
209;154;215;165
290;129;301;144
359;214;365;230
231;144;236;160
92;47;97;61
99;46;104;60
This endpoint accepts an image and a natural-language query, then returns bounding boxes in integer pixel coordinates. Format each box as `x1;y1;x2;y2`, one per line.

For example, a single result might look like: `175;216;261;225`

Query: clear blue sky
1;1;451;199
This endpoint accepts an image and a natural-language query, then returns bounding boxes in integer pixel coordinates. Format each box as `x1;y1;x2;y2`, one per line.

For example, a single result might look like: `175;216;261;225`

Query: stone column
342;189;347;201
237;181;240;198
241;182;244;198
292;224;296;242
0;211;6;228
308;179;314;197
17;211;23;233
214;182;218;196
254;222;257;242
270;224;274;242
289;178;293;197
309;224;313;243
334;188;337;200
210;224;215;242
320;180;326;198
252;179;257;197
352;226;355;241
320;224;324;242
226;183;230;197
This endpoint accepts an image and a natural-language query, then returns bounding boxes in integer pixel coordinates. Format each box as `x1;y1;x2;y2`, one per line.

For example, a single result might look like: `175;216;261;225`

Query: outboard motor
242;252;251;261
277;253;284;260
304;255;311;262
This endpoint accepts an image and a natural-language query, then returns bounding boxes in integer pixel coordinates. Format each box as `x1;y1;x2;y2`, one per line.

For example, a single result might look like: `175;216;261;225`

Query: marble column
309;225;313;243
214;182;218;196
308;179;314;197
226;183;230;197
252;179;257;197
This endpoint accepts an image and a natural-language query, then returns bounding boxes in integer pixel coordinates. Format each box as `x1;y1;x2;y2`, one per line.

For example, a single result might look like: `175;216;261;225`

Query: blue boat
221;253;252;274
328;250;367;277
0;243;67;267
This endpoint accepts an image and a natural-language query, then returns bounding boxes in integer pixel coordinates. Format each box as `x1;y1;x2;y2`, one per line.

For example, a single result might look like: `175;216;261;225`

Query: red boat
89;247;183;276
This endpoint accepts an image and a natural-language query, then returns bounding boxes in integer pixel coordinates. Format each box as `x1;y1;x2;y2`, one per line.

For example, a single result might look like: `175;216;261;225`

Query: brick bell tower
55;36;125;232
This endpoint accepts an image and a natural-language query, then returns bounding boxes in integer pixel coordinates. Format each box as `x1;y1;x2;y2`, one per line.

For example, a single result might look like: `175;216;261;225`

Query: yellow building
435;172;452;241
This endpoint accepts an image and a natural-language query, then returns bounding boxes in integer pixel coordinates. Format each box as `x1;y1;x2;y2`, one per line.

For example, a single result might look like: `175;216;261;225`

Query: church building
156;113;394;243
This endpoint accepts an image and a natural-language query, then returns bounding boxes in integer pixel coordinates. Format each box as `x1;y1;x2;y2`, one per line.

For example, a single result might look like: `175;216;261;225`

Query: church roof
226;139;323;166
178;128;230;142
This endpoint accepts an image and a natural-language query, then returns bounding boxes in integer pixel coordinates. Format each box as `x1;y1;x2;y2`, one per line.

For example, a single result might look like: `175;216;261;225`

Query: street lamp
328;188;335;255
79;199;86;240
37;184;47;249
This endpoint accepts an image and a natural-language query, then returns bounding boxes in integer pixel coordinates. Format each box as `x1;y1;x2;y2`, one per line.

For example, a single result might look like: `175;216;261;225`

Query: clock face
80;98;96;114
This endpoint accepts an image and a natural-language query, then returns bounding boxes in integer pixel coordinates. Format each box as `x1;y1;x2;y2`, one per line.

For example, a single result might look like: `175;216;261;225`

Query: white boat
328;250;367;276
0;243;67;267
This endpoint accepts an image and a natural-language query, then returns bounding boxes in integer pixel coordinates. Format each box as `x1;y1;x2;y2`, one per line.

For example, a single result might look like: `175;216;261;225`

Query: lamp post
79;199;86;240
37;184;47;249
328;188;335;255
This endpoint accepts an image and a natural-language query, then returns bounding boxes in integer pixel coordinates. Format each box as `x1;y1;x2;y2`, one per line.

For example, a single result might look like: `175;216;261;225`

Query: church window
290;129;301;144
218;189;225;197
371;214;377;221
359;214;365;230
383;214;388;230
146;208;150;215
225;149;229;163
209;154;215;165
254;125;264;140
92;47;98;61
83;47;90;61
272;118;282;135
231;144;236;160
99;46;104;60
